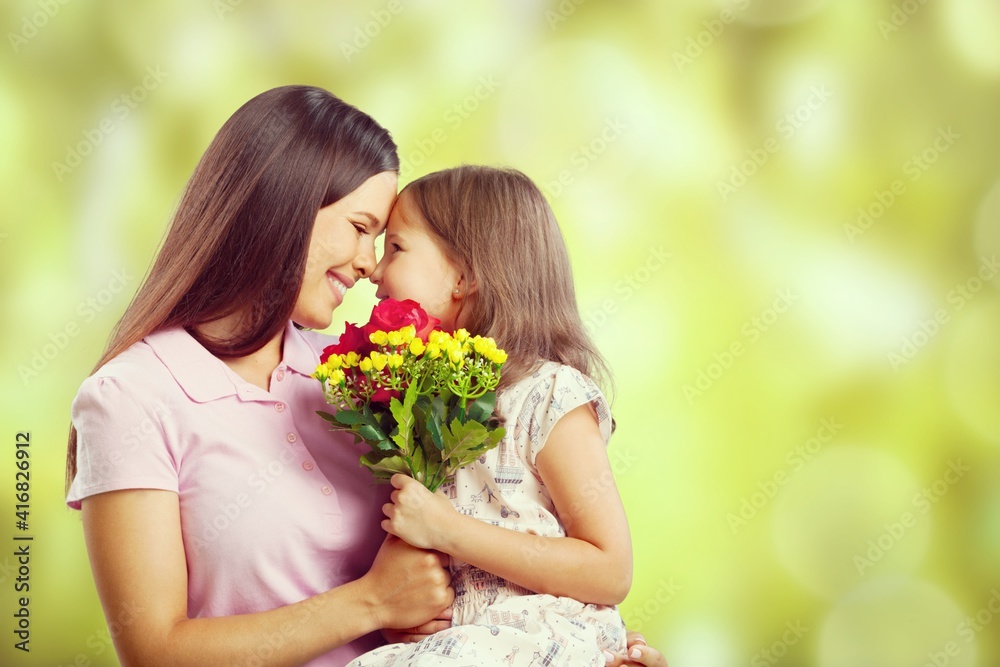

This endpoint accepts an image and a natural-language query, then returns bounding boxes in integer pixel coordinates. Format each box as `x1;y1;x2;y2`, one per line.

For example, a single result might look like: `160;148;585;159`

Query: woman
65;85;665;666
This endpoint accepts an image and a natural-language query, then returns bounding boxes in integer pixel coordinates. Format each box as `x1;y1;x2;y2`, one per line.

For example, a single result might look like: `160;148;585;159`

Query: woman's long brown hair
66;85;398;492
402;165;614;396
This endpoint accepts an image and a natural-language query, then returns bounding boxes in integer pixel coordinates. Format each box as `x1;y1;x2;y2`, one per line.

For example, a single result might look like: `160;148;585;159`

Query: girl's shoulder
507;360;603;398
501;360;613;447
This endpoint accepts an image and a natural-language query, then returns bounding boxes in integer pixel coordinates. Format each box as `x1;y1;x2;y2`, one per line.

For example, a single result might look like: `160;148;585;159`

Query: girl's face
370;190;466;330
291;171;397;329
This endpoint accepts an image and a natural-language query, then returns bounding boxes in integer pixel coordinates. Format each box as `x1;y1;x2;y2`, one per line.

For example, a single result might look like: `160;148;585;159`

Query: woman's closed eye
351;221;368;236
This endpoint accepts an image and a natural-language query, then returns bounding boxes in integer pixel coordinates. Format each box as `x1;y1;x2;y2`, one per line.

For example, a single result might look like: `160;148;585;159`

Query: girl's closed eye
351;222;367;236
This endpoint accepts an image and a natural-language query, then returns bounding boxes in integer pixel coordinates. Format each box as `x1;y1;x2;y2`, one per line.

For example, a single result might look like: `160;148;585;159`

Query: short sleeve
66;374;179;510
525;364;613;467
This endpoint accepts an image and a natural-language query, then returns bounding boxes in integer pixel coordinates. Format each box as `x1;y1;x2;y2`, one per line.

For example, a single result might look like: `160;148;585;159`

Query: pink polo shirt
67;322;391;666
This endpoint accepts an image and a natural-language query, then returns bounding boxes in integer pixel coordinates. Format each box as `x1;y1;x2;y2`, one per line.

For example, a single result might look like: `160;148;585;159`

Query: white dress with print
347;361;626;667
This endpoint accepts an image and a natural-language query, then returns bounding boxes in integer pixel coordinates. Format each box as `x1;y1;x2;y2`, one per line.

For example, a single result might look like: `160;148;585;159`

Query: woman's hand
381;474;457;550
381;607;453;644
603;631;667;666
362;534;454;631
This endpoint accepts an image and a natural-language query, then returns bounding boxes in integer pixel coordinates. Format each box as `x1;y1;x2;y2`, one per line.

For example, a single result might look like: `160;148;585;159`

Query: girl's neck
194;315;284;392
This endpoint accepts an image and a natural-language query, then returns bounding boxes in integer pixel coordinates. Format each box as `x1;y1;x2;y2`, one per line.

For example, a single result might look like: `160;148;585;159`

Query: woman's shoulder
293;327;339;356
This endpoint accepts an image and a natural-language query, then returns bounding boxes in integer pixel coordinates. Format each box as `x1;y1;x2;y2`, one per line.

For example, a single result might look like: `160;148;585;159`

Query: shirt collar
144;321;320;403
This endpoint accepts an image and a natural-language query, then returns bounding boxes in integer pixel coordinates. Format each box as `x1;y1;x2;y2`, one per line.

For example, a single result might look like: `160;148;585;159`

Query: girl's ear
454;274;477;299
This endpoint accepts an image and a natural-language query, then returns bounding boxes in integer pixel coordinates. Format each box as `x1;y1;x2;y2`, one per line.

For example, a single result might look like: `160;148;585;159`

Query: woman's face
370;190;466;330
291;171;398;329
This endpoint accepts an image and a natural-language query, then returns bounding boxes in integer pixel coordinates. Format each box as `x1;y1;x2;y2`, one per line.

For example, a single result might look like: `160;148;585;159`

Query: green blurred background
2;0;999;665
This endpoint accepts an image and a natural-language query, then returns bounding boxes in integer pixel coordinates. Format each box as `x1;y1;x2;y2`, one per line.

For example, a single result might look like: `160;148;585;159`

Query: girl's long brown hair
66;85;398;492
402;165;613;395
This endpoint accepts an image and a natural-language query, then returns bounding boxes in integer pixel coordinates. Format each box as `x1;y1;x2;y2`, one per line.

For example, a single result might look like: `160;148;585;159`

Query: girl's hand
381;474;458;550
603;632;667;666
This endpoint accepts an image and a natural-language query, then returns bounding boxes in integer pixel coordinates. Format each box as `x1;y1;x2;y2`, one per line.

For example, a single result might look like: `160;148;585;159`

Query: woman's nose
354;242;377;278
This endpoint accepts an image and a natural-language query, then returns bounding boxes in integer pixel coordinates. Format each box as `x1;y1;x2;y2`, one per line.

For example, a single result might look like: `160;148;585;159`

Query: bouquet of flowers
313;299;507;491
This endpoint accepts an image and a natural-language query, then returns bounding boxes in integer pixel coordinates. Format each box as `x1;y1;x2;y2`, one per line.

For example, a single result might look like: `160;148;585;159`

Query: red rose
320;322;372;363
363;299;441;342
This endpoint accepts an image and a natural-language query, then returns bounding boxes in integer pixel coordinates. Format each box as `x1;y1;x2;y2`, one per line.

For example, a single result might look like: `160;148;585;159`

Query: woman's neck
194;315;284;392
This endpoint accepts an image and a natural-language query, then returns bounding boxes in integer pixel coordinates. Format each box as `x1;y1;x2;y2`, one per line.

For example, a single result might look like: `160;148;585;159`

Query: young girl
353;165;633;666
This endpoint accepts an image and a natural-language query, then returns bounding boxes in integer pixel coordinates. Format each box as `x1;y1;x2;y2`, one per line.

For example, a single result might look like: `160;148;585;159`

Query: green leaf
466;393;497;423
425;396;446;451
360;454;412;479
333;410;366;426
359;423;387;443
389;382;420;455
440;418;490;461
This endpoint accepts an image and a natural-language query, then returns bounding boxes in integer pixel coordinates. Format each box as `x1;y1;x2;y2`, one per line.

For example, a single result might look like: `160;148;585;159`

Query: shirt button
321;486;333;495
286;433;298;443
302;461;315;472
275;402;286;413
276;369;285;381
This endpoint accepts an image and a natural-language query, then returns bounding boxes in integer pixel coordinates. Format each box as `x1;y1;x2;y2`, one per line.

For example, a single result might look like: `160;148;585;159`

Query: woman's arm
82;489;453;667
382;403;633;605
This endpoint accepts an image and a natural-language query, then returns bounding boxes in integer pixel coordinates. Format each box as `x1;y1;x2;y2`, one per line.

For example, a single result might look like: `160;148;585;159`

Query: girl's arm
82;488;453;667
382;403;632;606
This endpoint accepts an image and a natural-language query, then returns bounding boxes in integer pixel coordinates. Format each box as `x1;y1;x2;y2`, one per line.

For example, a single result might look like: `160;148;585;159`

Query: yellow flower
474;337;493;356
359;358;373;373
400;325;416;344
492;349;508;365
387;330;403;347
369;330;389;346
429;330;451;346
326;355;343;370
312;365;327;382
328;369;346;385
388;353;404;369
454;328;470;342
370;352;388;372
448;344;465;364
426;341;441;358
344;352;360;367
409;338;426;356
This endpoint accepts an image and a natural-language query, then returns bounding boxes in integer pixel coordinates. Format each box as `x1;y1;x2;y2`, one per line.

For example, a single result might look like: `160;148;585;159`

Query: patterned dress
348;361;627;667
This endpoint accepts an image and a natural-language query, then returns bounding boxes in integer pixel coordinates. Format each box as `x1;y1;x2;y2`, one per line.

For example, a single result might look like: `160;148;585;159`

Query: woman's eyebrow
354;211;384;232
